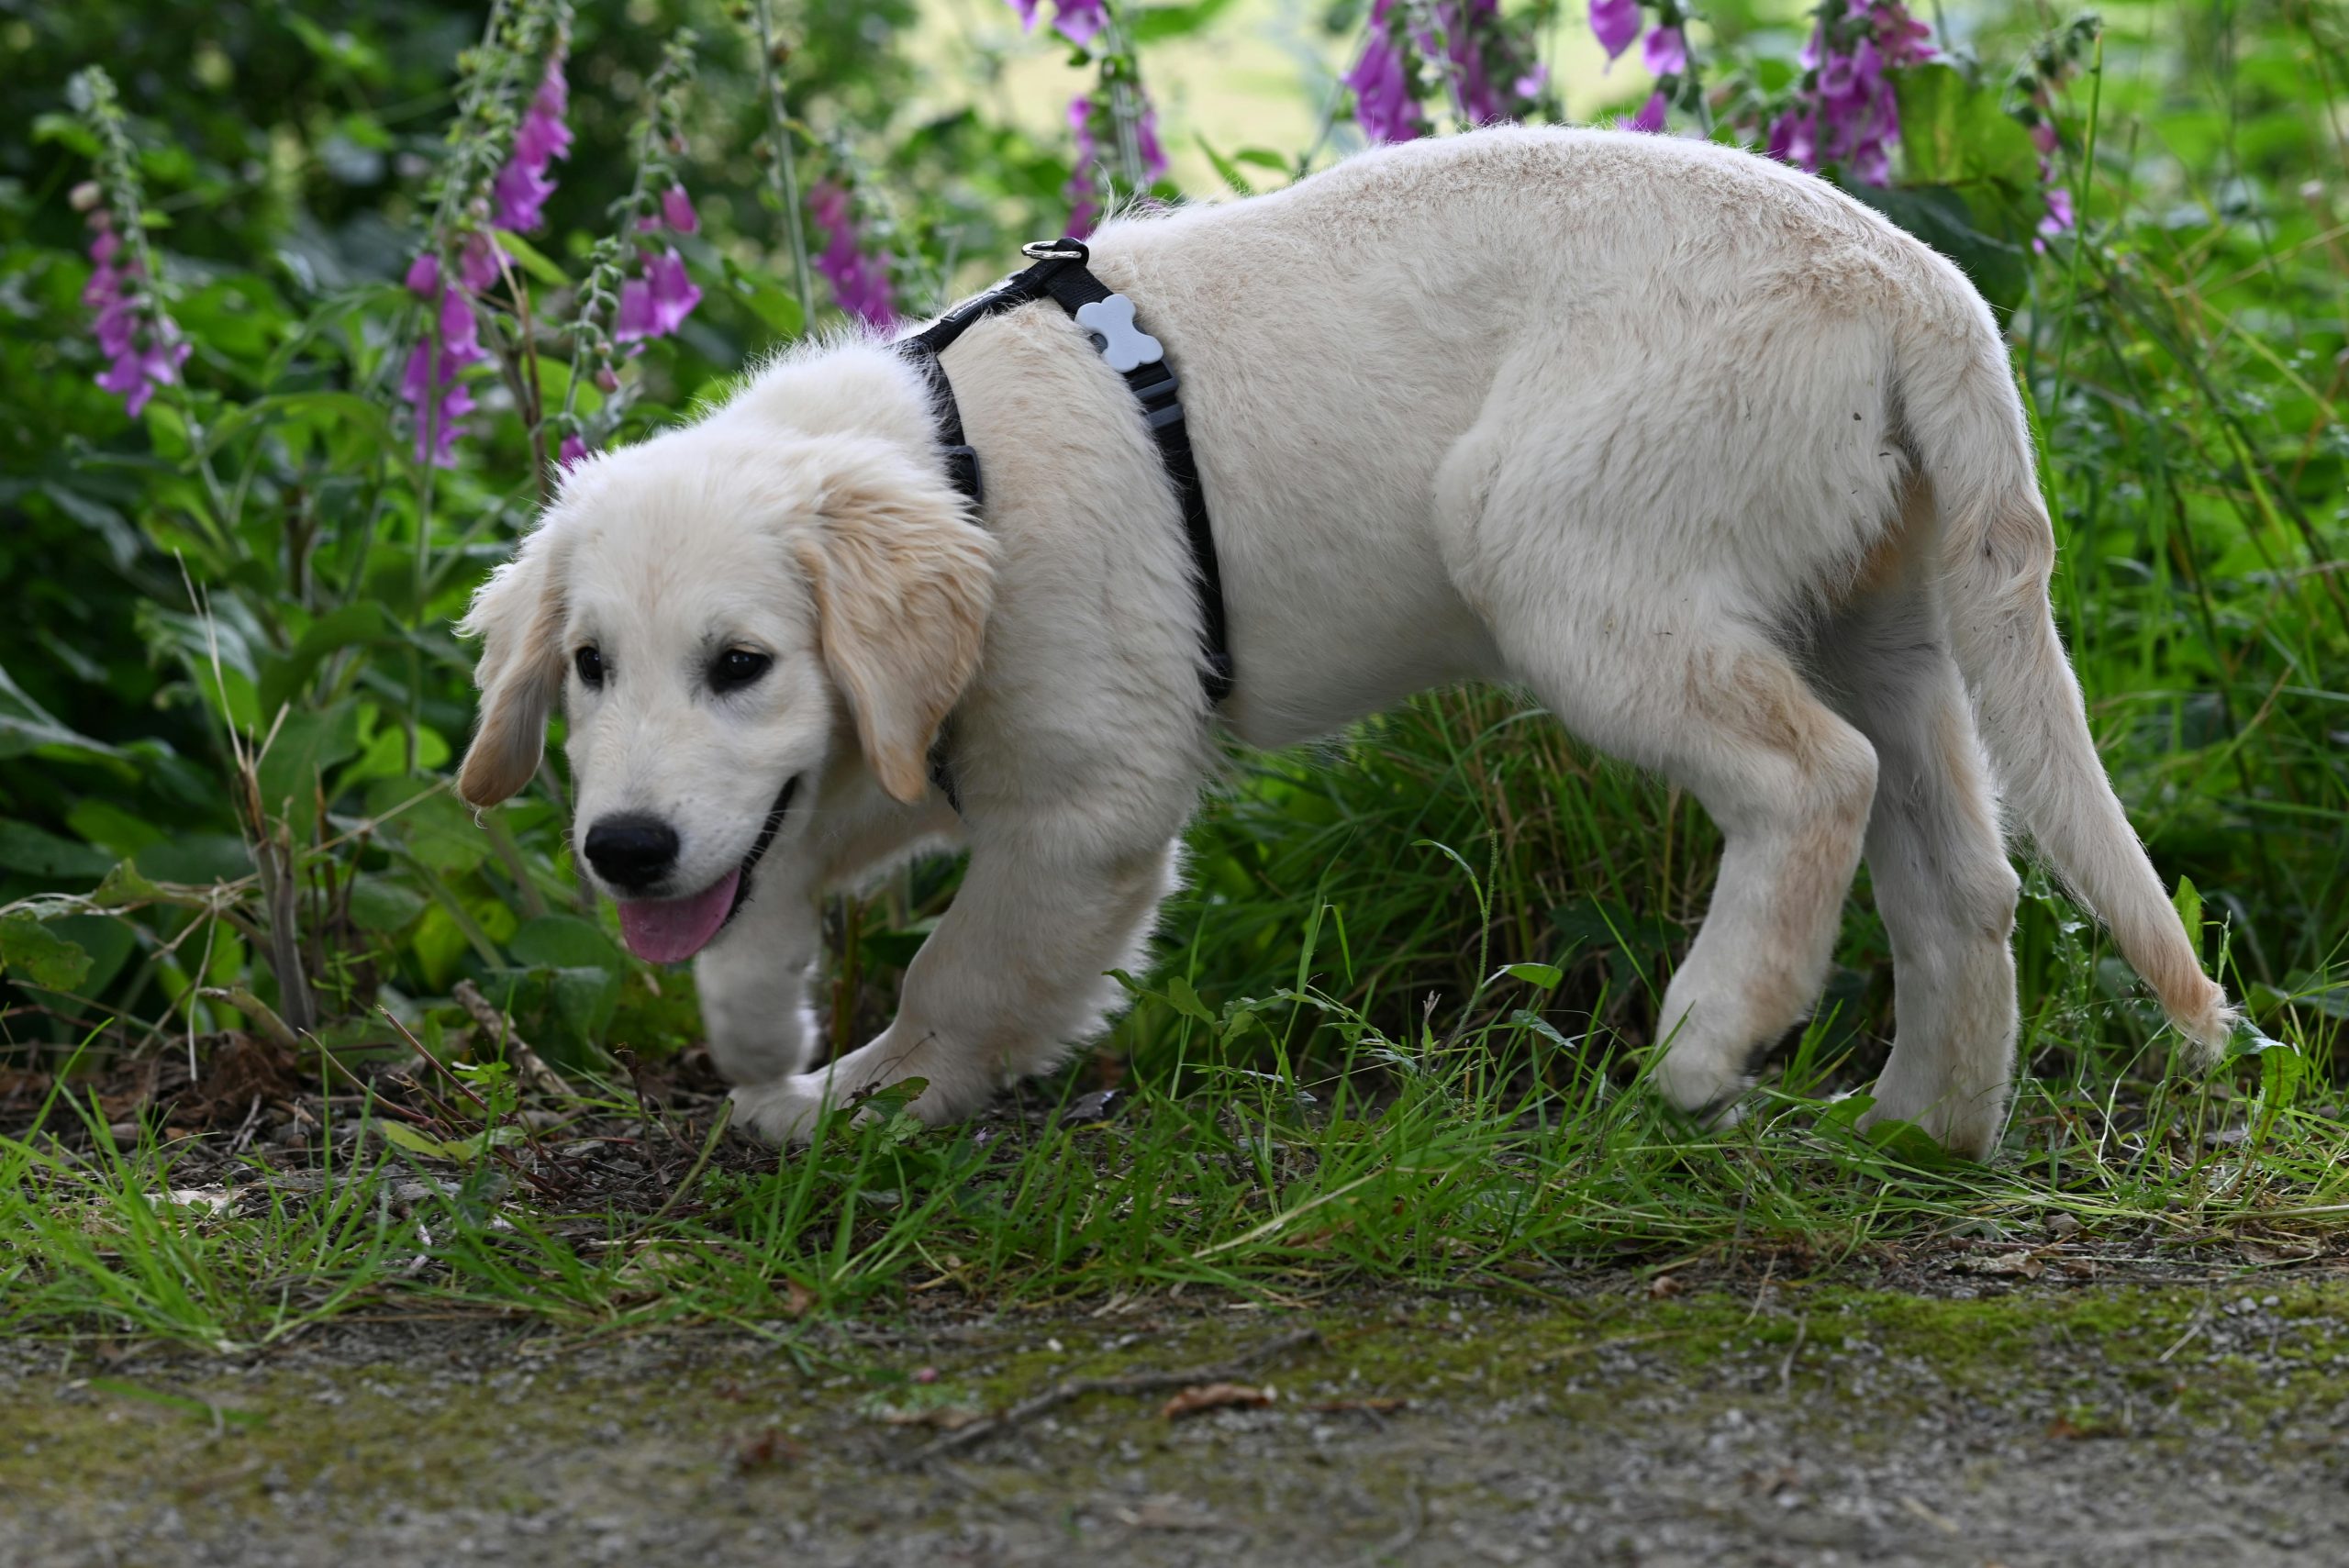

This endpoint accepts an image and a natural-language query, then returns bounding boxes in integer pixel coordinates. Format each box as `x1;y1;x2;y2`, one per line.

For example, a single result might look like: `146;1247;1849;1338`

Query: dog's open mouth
614;776;799;964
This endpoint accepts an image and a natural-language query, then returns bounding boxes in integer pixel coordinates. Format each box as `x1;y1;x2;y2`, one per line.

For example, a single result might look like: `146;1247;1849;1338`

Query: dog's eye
574;646;605;689
709;648;774;694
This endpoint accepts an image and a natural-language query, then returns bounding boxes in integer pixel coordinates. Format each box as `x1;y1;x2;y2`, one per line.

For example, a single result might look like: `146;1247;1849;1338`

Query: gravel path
6;1273;2345;1566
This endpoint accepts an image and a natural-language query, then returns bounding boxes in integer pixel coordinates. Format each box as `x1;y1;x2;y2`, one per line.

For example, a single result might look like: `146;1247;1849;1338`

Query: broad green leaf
1196;136;1256;195
256;603;406;717
1892;64;2042;194
1504;962;1563;991
378;1120;476;1162
0;820;120;880
491;228;571;289
0;662;121;763
1847;183;2031;316
1163;974;1216;1025
0;914;94;991
254;701;363;826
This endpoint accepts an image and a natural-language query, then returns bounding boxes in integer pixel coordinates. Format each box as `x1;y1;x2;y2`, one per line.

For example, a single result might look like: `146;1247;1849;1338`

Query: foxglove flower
1346;1;1427;145
400;285;488;466
1007;0;1107;46
491;56;572;233
1627;90;1668;133
1767;0;1934;187
807;181;896;326
559;432;590;471
660;185;698;234
1590;0;1642;62
1642;25;1687;76
80;204;189;417
615;247;703;342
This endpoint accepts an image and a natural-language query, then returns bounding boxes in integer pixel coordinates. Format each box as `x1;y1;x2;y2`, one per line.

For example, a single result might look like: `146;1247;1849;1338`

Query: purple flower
2031;118;2058;155
458;231;505;294
400;286;488;466
404;251;441;296
1642;25;1687;76
1515;61;1550;100
81;207;191;418
615;247;703;342
1767;1;1931;187
559;433;590;471
1346;4;1426;145
1627;90;1668;134
96;337;189;418
807;181;896;326
1589;0;1642;62
661;185;698;234
1051;0;1107;45
491;55;571;232
2039;184;2075;238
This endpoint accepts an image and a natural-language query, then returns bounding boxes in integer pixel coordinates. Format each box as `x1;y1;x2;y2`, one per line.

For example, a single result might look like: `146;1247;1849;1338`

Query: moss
10;1279;2349;1538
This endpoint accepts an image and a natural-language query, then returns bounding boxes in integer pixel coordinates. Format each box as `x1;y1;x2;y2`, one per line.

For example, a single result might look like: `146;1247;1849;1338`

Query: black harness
896;239;1235;723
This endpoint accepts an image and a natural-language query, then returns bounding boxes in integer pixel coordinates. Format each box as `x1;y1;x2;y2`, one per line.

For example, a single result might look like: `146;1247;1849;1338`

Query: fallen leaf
776;1277;816;1318
733;1428;807;1471
1648;1273;1685;1299
1954;1251;2043;1280
1305;1396;1407;1414
1160;1382;1275;1419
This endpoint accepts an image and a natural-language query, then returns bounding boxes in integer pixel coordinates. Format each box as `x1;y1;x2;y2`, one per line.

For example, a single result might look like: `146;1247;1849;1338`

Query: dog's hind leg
1480;595;1878;1121
1814;566;2021;1160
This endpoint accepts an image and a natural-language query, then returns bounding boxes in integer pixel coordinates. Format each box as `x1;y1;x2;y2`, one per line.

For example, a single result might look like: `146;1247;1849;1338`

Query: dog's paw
728;1076;835;1147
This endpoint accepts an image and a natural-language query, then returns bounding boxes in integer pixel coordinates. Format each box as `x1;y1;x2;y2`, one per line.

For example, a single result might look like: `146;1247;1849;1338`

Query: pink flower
807;181;896;326
96;337;189;418
1642;25;1687;77
404;252;441;296
491;55;571;232
1050;0;1107;45
2031;119;2058;155
458;232;505;294
660;185;698;234
2039;184;2076;238
1589;0;1642;62
1627;90;1668;133
615;247;703;342
1346;3;1426;146
400;286;489;466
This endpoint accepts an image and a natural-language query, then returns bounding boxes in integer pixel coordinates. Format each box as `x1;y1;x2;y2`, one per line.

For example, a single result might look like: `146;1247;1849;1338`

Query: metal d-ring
1020;237;1090;262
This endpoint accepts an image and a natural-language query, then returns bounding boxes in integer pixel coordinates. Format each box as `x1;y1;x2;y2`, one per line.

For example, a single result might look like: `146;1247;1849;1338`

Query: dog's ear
456;517;572;808
796;457;995;804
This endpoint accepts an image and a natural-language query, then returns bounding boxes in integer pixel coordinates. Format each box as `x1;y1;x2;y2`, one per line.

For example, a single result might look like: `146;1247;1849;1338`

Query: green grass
5;0;2348;1349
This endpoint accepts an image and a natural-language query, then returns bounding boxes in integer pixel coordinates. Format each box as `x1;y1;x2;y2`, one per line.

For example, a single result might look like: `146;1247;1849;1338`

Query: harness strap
897;239;1234;708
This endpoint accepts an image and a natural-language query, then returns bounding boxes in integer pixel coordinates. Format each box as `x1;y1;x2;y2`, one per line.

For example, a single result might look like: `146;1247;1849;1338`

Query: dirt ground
6;1261;2346;1568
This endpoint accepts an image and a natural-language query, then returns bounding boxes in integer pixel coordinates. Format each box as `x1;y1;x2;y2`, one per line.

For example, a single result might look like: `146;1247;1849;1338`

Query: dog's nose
582;815;680;892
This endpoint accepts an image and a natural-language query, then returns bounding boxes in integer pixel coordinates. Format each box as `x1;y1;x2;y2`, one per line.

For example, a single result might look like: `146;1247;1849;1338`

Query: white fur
459;128;2232;1161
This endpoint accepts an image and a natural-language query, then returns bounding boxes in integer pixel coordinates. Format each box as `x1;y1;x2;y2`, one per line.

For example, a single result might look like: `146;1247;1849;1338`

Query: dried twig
903;1327;1320;1466
195;987;300;1053
453;979;572;1099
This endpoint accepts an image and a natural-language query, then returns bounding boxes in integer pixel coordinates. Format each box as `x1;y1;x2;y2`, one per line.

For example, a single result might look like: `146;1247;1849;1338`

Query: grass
5;0;2348;1351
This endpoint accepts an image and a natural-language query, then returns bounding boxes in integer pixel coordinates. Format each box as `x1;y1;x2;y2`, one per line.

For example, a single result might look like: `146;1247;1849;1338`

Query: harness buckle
1019;237;1091;262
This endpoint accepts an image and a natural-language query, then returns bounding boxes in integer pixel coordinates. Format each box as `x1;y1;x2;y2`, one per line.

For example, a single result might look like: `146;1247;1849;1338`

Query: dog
456;127;2232;1160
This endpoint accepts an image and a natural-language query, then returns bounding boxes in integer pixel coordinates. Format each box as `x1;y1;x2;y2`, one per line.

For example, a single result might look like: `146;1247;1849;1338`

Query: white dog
457;128;2232;1160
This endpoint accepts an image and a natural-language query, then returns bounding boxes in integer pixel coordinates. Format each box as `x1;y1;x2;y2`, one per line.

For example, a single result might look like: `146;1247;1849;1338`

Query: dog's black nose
582;815;679;892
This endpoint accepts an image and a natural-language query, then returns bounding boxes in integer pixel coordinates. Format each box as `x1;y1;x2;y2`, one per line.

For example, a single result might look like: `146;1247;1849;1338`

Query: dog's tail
1894;305;2233;1063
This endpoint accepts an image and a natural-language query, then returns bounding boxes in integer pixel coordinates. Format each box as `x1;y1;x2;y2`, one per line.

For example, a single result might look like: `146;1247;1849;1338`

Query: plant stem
751;0;816;332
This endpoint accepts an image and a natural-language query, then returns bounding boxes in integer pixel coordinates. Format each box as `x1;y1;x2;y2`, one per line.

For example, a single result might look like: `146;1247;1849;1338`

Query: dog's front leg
693;851;824;1086
729;833;1180;1144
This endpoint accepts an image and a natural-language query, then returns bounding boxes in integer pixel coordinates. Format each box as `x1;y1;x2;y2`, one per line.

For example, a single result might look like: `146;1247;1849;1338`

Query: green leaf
1504;962;1564;991
1196;136;1255;196
347;874;428;934
723;258;806;337
507;914;624;973
377;1120;476;1162
256;602;406;717
0;914;94;991
1163;974;1216;1025
0;820;120;880
254;701;362;826
1130;0;1241;42
490;228;571;290
2171;876;2204;951
0;662;122;763
1892;64;2042;194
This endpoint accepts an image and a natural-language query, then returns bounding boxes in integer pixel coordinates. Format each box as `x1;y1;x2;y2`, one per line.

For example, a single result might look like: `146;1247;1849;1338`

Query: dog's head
456;414;993;963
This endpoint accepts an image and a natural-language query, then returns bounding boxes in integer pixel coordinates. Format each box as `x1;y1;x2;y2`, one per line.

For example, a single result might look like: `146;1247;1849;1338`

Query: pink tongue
616;868;741;963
